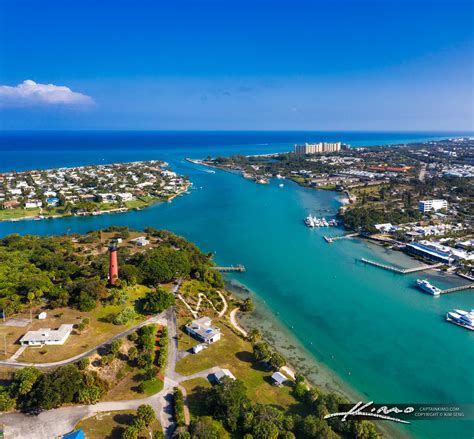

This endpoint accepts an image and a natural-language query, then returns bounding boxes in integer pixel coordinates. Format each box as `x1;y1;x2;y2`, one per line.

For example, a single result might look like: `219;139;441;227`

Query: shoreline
225;279;407;439
0;182;191;224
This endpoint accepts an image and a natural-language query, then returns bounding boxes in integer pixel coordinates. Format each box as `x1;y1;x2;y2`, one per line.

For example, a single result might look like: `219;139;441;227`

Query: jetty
359;258;443;274
439;284;474;295
324;232;359;243
212;265;246;272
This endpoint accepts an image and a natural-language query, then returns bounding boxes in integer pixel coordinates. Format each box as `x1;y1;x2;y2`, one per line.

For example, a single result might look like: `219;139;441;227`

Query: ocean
0;131;473;438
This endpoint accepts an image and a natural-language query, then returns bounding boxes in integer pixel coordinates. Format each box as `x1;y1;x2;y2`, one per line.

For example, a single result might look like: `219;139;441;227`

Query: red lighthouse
109;241;119;285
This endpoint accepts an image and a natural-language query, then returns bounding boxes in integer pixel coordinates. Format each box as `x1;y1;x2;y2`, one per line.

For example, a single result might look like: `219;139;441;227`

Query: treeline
0;364;107;412
173;377;379;439
341;206;421;233
0;228;222;316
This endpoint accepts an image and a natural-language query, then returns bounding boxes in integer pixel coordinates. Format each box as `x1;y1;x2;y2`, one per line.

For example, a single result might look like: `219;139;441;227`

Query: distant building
185;317;221;344
294;142;342;155
418;199;447;213
130;236;150;247
19;324;74;346
38;312;47;320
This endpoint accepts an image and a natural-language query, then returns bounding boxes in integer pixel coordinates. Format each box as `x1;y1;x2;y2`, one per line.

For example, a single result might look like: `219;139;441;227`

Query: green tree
142;288;175;314
268;352;286;370
207;378;249;432
190;416;230;439
252;342;271;363
13;366;41;396
137;404;156;426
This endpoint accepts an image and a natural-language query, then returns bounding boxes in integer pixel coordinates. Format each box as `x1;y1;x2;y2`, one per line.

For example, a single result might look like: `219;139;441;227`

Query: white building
24;200;43;209
185;317;221;344
19;324;74;346
213;368;236;384
130;236;150;246
418;199;448;213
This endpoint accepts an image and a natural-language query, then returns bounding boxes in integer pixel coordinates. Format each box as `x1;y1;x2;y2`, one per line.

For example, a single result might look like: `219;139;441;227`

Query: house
213;368;236;384
2;200;21;209
271;371;288;386
24;200;43;209
19;324;74;346
130;236;150;246
185;317;221;344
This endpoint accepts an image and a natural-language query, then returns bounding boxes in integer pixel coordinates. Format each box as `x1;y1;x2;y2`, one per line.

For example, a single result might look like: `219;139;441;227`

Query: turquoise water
0;132;473;438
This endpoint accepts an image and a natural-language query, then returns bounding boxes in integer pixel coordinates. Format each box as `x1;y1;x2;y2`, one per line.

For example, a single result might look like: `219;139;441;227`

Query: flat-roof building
294;142;342;155
19;324;74;346
185;317;221;344
419;199;447;213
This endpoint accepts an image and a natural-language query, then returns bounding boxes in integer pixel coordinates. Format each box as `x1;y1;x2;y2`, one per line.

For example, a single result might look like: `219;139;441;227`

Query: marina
304;214;338;228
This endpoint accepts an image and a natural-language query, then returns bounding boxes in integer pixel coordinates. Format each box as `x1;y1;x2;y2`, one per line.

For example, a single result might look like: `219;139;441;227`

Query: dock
323;233;359;243
360;258;443;274
212;265;246;272
440;284;474;294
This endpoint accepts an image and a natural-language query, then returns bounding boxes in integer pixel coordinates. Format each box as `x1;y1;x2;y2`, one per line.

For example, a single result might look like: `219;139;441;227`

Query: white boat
446;309;474;331
416;279;441;296
279;183;284;188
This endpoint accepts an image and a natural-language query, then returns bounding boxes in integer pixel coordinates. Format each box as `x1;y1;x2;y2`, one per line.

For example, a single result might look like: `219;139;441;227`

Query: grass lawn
181;378;212;418
175;323;300;411
0;208;42;220
76;410;161;439
106;367;164;401
0;285;150;363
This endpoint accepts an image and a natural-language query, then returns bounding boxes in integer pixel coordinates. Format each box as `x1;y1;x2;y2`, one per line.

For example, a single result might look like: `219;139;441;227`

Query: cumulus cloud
0;80;94;107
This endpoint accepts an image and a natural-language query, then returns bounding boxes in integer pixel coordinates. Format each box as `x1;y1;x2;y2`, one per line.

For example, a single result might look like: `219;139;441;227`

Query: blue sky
0;0;472;130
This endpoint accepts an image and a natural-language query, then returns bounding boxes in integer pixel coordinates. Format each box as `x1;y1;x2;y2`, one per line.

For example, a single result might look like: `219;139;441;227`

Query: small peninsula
0;160;190;222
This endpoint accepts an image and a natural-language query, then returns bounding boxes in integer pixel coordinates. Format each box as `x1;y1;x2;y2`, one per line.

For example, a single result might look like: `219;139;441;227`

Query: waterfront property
406;241;473;265
294;142;342;154
19;324;74;346
185;317;221;344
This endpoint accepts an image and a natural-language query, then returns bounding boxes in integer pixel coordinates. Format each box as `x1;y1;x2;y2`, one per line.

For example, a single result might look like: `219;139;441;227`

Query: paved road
0;313;167;369
0;278;230;439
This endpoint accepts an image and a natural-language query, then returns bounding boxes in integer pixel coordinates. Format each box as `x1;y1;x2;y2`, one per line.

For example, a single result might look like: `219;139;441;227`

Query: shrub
113;307;137;325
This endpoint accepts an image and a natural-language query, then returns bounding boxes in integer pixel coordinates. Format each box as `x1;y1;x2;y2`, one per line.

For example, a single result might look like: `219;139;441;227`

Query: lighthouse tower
109;240;119;285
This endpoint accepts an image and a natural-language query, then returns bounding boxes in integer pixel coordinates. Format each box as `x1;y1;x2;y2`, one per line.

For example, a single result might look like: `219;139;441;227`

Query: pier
323;233;359;243
359;258;443;274
439;284;474;295
212;265;246;272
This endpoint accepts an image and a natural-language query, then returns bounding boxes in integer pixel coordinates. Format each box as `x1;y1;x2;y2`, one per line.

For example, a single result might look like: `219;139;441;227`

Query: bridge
360;258;443;274
212;265;246;272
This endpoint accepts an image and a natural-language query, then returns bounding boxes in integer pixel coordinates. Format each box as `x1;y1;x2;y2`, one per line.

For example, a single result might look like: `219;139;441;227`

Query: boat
416;279;441;296
256;178;269;184
304;215;316;227
323;236;333;243
279;183;284;188
446;309;474;331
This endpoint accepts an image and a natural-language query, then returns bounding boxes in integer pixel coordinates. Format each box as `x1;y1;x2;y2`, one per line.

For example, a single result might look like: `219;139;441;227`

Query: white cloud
0;80;94;107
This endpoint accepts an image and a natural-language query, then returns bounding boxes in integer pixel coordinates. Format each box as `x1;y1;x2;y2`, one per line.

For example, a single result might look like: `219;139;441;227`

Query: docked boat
416;279;441;296
446;309;474;331
304;215;338;228
304;215;317;227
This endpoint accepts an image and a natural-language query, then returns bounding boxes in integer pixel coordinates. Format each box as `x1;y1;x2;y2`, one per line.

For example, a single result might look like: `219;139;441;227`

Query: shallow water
1;131;473;438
